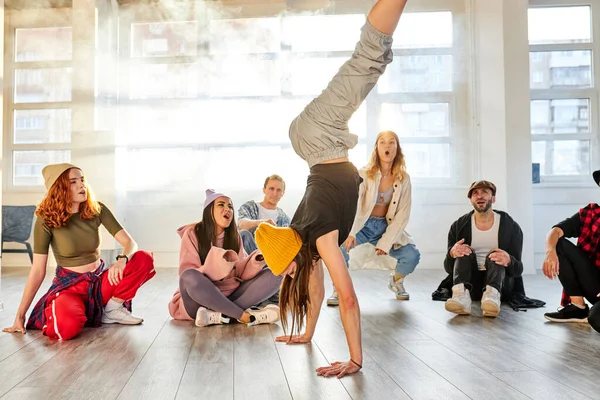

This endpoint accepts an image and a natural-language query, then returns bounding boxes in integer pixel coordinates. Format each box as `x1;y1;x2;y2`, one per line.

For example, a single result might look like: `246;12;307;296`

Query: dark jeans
556;238;600;305
446;252;506;301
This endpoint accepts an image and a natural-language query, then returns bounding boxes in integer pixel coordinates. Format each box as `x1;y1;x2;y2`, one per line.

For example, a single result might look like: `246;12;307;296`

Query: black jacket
443;210;524;278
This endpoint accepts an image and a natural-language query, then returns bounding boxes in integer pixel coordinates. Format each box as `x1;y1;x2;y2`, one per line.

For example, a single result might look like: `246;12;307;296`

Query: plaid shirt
26;262;130;330
561;203;600;306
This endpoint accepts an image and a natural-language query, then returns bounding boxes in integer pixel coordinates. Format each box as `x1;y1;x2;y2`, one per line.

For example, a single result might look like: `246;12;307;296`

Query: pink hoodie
168;223;267;320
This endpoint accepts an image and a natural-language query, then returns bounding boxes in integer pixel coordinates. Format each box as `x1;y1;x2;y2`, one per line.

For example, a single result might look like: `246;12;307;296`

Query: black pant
556;238;600;305
447;253;506;301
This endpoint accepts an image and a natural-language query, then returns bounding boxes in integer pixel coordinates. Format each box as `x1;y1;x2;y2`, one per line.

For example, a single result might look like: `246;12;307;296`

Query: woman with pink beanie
168;189;281;327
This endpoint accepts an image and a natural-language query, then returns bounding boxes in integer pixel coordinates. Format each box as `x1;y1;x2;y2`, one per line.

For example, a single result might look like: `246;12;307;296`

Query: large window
5;15;73;188
118;4;466;193
528;3;599;178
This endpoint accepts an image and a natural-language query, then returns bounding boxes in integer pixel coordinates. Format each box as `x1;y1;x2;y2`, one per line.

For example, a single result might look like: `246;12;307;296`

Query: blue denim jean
240;230;258;255
341;216;420;275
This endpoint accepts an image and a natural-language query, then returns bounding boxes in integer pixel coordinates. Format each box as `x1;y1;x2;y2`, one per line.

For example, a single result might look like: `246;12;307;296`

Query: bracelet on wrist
350;359;362;369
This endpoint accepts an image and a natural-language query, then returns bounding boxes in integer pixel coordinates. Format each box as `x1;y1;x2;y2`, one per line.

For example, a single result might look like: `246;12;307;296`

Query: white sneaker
195;307;230;327
388;273;410;300
326;288;339;306
481;285;501;317
248;304;280;326
445;283;472;315
102;307;144;325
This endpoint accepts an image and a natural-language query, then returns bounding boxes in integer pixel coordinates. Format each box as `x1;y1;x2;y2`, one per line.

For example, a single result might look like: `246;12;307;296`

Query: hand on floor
2;315;26;334
316;360;361;378
275;333;312;344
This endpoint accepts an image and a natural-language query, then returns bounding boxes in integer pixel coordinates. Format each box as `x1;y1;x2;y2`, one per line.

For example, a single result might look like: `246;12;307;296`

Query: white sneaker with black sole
247;304;280;326
195;307;230;327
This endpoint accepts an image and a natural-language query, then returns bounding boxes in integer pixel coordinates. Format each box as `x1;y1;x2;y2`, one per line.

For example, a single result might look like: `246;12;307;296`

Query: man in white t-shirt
443;180;524;317
238;174;291;255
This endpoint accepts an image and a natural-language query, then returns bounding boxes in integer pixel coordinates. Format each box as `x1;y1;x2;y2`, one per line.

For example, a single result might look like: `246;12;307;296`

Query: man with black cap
443;180;525;317
543;169;600;330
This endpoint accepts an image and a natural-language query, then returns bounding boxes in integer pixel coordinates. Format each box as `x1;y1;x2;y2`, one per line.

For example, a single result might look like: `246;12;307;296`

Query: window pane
393;12;452;49
125;148;206;191
283;15;363;52
131;21;198;57
125;146;309;191
14;109;71;144
290;57;346;96
210;18;281;54
13;150;70;186
378;55;452;93
204;147;309;191
210;57;280;97
402;143;450;178
14;68;72;103
528;6;591;45
121;99;368;146
15;27;72;62
531;99;589;135
529;51;592;89
380;103;449;137
532;140;590;176
349;143;368;169
121;99;302;145
129;63;201;99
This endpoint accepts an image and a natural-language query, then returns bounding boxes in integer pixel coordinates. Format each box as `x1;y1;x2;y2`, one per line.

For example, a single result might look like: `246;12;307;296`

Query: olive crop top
33;202;123;268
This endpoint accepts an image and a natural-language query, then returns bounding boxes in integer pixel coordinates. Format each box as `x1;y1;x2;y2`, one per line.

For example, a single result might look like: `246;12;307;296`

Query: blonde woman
328;131;420;305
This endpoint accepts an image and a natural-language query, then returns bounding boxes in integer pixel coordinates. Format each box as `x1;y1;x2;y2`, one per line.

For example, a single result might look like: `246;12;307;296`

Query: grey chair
2;205;36;263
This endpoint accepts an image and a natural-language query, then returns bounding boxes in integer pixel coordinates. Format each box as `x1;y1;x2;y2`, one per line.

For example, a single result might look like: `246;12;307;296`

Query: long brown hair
279;239;317;337
365;130;407;182
36;168;101;228
194;200;240;264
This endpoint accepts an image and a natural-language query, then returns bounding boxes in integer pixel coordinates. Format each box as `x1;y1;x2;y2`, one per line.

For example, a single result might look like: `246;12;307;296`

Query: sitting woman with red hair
3;163;156;340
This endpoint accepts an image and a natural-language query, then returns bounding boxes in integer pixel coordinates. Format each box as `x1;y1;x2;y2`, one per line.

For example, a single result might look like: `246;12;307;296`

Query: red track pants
42;250;155;340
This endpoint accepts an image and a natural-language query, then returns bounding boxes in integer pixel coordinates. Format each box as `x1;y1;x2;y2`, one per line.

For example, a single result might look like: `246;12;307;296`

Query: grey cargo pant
289;20;394;168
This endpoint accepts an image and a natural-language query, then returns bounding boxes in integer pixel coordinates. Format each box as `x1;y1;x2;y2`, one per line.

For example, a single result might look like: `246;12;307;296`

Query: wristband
350;359;362;369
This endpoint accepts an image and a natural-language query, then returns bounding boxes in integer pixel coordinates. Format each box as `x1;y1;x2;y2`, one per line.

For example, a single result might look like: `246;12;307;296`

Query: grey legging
179;268;282;320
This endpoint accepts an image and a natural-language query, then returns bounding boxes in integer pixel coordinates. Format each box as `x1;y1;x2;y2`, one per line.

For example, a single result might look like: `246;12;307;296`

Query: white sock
572;303;586;310
105;299;123;311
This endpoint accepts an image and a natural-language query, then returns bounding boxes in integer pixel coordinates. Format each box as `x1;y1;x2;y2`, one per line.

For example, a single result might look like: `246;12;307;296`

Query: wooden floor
0;267;599;400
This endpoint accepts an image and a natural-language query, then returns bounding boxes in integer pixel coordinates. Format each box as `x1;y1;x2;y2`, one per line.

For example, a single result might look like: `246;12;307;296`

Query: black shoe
544;304;589;323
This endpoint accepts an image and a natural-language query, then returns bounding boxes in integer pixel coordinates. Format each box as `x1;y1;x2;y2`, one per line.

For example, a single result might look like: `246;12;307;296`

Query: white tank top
471;212;500;270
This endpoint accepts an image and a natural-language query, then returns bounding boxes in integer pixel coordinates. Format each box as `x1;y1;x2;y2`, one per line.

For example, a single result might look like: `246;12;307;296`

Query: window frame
116;0;468;192
3;9;73;191
528;0;600;183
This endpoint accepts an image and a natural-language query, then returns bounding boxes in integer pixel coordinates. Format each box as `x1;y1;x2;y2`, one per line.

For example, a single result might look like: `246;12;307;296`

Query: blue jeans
341;216;420;275
240;230;258;255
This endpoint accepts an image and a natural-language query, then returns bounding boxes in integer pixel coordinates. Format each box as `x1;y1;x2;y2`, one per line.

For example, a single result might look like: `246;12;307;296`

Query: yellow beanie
255;223;303;276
